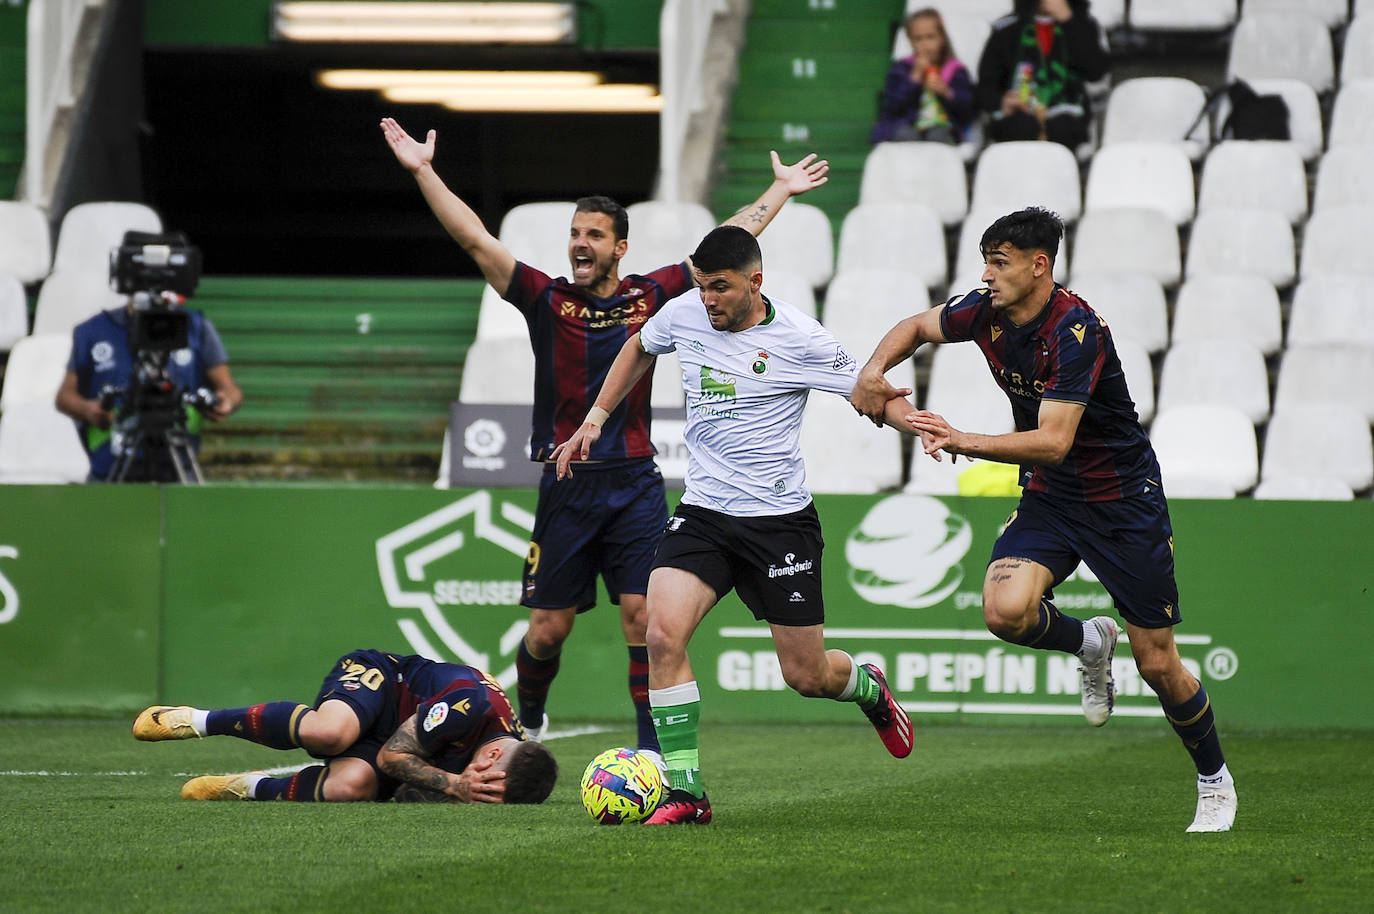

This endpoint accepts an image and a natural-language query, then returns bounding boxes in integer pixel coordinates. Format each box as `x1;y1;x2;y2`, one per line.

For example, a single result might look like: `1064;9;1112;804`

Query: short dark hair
690;225;762;274
503;740;558;804
574;195;629;241
979;207;1064;264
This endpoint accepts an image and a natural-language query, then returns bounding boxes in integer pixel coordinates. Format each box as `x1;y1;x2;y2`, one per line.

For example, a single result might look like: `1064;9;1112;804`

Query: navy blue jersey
939;286;1160;501
503;262;693;461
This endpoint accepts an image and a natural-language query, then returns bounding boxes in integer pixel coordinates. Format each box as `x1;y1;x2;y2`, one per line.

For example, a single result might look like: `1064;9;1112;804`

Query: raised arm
850;305;949;424
719;150;829;238
551;333;656;478
380;117;517;295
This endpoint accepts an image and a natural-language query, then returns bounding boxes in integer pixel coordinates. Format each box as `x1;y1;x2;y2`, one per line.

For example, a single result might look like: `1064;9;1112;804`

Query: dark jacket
871;56;976;144
975;1;1109;118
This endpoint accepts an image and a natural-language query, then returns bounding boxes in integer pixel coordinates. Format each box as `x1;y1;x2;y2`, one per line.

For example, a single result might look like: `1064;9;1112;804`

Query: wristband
585;406;610;427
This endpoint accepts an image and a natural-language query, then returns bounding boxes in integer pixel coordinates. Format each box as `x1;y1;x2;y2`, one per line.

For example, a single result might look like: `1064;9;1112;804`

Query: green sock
650;682;704;799
851;664;881;710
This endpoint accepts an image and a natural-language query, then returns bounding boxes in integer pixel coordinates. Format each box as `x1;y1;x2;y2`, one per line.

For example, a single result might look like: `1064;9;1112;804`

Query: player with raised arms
555;225;917;825
850;207;1237;832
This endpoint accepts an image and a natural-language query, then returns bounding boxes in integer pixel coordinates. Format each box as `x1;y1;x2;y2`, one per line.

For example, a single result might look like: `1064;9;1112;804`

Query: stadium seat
1071;208;1181;287
1196;141;1307;224
1260;405;1374;494
0;332;72;412
892;10;991;68
859;143;968;226
1286;276;1374;347
1312;146;1374;211
1226;12;1334;94
1327;80;1374;149
31;269;125;337
916;0;1017;21
800;392;903;494
1253;476;1356;500
1065;272;1169;353
0;274;27;353
1340;17;1374;85
651;349;685;408
1184;207;1295;287
763;269;817;319
923;340;1014;435
1156;340;1271;424
836;203;947;290
0;201;53;284
52;202;161;274
1243;0;1346;29
822;270;932;365
1128;0;1237;30
474;285;530;342
970;141;1083;224
1085;0;1125;29
1274;345;1374;422
619;200;714;277
1115;337;1156;424
1150;404;1258;495
754;202;834;290
1300;206;1374;281
1170;274;1282;355
0;402;89;484
950;203;1071;294
497;201;577;278
1213;78;1323;162
1101;78;1210;161
1083;142;1196;226
458;337;536;405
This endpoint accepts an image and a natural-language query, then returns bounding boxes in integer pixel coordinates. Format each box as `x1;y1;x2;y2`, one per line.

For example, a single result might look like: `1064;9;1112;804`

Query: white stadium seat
651;349;685;408
1244;0;1347;28
923;340;1014;435
1214;78;1323;162
754;202;834;290
1151;404;1258;496
1226;12;1334;94
619;200;714;278
0;200;53;284
859;142;968;225
31;269;126;337
52;202;161;274
1196;141;1307;224
0;333;72;412
0;274;27;353
1072;209;1181;287
836;204;947;290
1084;142;1195;226
1300;206;1374;281
1170;274;1282;355
1101;78;1210;161
892;11;991;68
474;285;530;342
822;270;932;365
762;269;817;319
459;337;536;405
1184;207;1295;287
1261;406;1373;494
1129;0;1237;30
1156;340;1271;424
1115;337;1156;424
1274;345;1374;422
800;392;903;494
1327;80;1374;149
1067;272;1169;354
0;403;90;484
1340;17;1374;85
1313;146;1374;211
497;201;576;278
970;141;1083;223
1252;476;1356;501
1286;276;1374;348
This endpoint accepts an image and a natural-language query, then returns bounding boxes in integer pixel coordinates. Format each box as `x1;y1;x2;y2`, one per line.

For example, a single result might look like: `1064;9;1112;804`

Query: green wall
2;484;1371;729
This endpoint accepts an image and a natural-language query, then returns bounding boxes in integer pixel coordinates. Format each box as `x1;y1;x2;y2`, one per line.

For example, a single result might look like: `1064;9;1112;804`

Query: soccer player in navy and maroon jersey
133;649;557;804
850;207;1237;832
379;117;828;765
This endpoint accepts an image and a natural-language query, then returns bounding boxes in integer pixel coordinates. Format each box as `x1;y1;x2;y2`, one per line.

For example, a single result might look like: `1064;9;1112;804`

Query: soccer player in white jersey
553;226;918;824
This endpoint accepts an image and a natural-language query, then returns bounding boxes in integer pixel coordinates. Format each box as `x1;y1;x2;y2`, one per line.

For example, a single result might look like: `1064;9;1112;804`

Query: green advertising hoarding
1;485;1371;729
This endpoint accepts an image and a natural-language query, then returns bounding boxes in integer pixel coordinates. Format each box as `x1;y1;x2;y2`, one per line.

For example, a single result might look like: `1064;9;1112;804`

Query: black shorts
652;502;826;626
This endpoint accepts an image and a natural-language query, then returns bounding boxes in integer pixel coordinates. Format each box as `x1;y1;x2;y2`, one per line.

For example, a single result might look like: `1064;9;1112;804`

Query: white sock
835;652;859;701
1077;619;1102;659
648;681;700;708
191;709;210;736
243;773;265;799
1198;763;1233;790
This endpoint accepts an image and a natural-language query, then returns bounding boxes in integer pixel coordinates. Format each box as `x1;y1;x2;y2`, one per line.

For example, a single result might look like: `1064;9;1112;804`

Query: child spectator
870;9;976;145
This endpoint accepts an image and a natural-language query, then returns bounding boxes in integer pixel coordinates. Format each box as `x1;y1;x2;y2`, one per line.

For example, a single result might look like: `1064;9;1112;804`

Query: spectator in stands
976;0;1108;149
870;8;976;145
55;291;242;482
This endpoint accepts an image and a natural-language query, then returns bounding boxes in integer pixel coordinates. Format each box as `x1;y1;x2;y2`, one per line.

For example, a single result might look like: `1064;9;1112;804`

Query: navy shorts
311;649;406;799
522;458;668;612
652;502;826;627
990;488;1181;629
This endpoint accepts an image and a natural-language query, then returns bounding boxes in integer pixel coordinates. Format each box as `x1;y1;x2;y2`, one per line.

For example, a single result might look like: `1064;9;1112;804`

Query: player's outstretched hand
906;409;960;464
380;116;435;172
850;368;912;427
552;423;603;480
771;150;829;197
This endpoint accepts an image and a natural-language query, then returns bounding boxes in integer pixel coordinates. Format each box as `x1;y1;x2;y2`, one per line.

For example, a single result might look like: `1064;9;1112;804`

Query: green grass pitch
2;718;1371;913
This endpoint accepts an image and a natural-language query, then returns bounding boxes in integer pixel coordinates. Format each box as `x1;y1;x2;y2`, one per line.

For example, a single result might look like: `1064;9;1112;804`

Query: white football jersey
639;289;859;516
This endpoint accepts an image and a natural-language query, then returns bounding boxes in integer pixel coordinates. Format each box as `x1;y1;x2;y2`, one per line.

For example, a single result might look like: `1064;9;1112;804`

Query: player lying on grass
133;649;557;804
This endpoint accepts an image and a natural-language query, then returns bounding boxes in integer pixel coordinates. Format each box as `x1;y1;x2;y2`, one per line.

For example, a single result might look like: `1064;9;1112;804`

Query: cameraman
56;291;242;482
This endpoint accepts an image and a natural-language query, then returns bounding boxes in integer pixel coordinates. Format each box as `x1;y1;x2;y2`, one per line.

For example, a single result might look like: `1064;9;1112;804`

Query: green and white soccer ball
579;747;664;824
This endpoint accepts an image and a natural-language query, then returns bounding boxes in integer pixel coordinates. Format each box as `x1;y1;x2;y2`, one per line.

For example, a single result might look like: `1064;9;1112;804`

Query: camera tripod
106;416;205;484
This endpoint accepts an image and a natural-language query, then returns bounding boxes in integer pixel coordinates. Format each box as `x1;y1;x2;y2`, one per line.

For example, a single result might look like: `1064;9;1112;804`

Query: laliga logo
375;491;531;685
845;495;973;608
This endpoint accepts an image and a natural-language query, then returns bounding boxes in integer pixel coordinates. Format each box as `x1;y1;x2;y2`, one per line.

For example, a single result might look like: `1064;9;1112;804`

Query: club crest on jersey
752;350;770;374
423;702;449;732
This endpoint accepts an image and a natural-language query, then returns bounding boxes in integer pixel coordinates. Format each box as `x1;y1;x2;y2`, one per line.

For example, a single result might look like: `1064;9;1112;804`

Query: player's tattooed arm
378;716;468;800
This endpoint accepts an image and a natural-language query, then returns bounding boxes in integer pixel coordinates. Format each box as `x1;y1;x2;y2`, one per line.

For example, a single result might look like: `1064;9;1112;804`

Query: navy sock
628;644;660;752
1163;684;1226;776
254;765;328;801
515;638;560;730
205;702;307;750
1011;599;1086;654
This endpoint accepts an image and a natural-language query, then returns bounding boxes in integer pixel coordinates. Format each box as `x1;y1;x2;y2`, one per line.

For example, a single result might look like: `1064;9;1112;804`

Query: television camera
100;230;215;483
